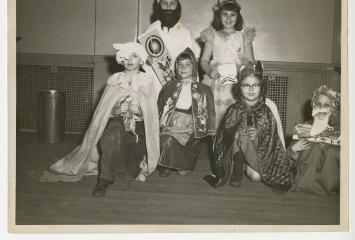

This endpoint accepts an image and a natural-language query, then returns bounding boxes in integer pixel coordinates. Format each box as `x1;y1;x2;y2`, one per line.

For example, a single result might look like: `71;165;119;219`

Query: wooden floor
15;132;340;225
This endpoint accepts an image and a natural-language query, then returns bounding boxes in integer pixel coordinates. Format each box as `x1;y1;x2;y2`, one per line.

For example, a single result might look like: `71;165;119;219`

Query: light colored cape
40;72;160;182
265;98;285;148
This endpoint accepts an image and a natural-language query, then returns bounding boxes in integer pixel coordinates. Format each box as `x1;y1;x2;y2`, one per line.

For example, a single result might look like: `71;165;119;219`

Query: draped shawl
40;72;160;182
212;97;293;191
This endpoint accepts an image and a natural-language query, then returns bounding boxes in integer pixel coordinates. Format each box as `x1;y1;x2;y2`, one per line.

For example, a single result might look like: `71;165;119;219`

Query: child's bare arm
201;42;220;80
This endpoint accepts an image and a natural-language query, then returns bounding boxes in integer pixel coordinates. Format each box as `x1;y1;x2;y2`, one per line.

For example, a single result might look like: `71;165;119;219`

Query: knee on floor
247;171;261;182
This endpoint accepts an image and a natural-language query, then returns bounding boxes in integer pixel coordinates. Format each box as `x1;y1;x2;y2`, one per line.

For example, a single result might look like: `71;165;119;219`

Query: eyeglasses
241;83;261;89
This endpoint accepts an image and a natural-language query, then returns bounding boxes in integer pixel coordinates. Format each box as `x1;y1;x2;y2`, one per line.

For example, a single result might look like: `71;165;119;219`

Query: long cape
212;98;293;191
40;72;160;182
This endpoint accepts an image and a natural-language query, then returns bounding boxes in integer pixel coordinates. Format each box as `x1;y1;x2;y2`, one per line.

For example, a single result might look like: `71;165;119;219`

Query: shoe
204;175;222;188
229;152;245;187
159;167;170;177
92;179;113;197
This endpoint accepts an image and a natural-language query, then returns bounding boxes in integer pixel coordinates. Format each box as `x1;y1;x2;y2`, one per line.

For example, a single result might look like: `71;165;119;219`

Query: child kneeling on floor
91;42;161;196
205;61;293;192
157;48;216;177
41;42;160;196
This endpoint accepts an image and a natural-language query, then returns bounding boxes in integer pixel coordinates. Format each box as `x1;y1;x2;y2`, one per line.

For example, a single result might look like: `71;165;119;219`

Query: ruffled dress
200;27;255;129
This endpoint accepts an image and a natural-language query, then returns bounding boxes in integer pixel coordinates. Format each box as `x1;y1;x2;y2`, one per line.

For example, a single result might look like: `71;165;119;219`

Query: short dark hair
232;61;266;100
175;49;198;81
212;3;244;31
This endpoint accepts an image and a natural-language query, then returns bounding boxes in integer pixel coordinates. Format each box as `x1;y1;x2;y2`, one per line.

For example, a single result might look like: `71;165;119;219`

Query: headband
214;0;241;11
157;0;180;3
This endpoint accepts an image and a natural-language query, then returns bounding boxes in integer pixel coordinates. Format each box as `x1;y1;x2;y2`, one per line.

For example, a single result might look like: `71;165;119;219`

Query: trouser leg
99;119;126;182
229;151;245;187
93;118;126;197
124;121;146;179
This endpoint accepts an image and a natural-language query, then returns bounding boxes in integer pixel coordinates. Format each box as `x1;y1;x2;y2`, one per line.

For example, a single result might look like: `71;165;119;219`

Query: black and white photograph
4;0;352;235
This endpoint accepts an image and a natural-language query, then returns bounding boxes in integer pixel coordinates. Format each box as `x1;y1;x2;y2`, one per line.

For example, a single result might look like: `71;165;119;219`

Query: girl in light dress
200;0;256;129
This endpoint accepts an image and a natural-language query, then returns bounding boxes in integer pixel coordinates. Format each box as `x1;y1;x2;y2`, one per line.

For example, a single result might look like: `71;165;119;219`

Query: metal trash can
38;90;65;143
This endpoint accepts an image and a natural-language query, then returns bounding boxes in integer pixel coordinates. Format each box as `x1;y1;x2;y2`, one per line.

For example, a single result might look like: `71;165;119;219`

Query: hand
243;27;256;45
246;127;258;141
291;139;311;153
146;56;153;66
234;131;240;140
209;68;220;80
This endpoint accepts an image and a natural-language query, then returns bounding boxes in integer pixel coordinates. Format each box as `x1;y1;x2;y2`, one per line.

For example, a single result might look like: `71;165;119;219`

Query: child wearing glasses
205;61;294;192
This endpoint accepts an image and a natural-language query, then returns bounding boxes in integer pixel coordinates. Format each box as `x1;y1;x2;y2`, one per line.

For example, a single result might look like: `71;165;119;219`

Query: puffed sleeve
200;27;215;45
242;27;256;45
139;73;160;101
106;72;122;86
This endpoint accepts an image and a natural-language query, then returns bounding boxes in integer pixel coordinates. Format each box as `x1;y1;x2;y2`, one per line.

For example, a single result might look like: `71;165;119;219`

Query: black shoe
229;152;245;187
204;175;222;188
92;179;113;197
159;167;170;177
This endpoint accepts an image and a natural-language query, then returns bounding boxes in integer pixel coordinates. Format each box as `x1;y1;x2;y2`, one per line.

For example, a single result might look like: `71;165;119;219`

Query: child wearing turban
41;42;160;198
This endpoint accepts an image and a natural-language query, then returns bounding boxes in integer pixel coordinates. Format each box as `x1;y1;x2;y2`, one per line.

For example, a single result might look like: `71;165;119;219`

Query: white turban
113;42;148;64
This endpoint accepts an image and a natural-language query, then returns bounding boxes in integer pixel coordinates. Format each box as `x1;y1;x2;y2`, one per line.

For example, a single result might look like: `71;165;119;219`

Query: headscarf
311;85;340;114
113;42;148;64
310;85;340;133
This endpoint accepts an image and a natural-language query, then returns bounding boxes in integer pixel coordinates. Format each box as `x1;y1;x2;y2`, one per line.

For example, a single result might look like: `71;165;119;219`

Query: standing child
205;62;293;192
41;43;160;198
158;48;215;177
200;0;256;129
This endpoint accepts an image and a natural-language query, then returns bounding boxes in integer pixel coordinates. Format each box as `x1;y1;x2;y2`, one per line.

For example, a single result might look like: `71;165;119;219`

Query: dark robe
212;97;294;191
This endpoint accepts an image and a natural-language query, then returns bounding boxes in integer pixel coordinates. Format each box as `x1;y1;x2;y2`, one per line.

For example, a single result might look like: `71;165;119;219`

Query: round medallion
145;35;165;58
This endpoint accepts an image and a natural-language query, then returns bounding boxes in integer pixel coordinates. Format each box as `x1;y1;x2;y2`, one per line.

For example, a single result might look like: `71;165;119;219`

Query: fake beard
309;108;331;136
157;5;181;29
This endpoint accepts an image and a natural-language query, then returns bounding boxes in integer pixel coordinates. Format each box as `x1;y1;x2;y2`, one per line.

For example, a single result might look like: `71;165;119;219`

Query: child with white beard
290;85;341;195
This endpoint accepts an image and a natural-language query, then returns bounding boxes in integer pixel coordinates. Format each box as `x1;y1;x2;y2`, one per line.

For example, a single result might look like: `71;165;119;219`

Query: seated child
289;85;340;195
205;61;293;191
40;42;160;197
157;47;216;177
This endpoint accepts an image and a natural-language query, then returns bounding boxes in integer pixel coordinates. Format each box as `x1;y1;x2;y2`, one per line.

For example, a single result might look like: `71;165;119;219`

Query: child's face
312;94;332;120
176;58;194;80
240;75;261;105
221;10;238;30
123;53;142;71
